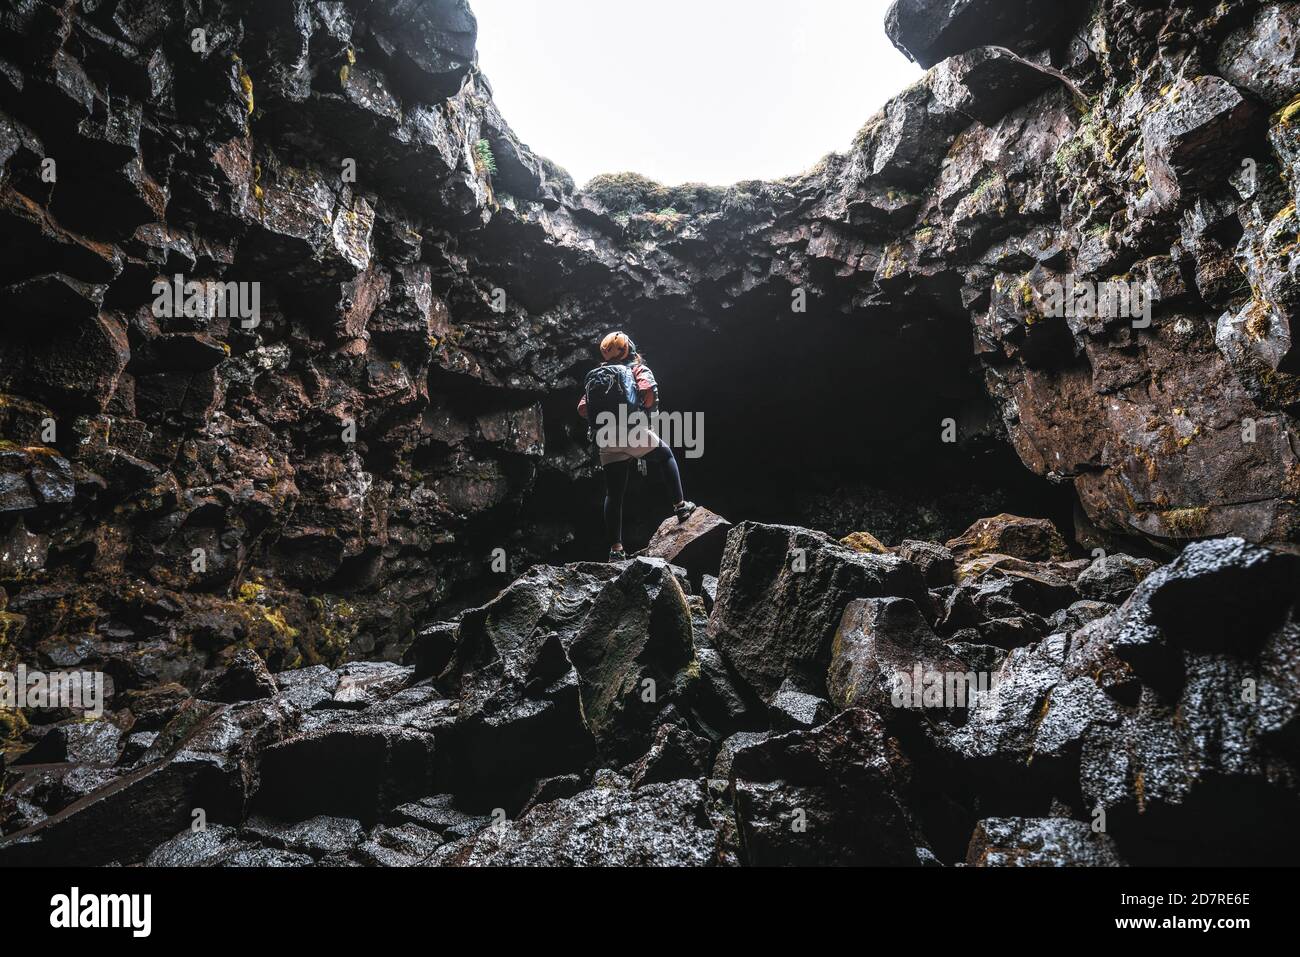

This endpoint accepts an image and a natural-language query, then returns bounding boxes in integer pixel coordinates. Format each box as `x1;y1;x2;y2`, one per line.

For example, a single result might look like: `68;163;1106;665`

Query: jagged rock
432;780;721;866
388;794;491;842
1;0;1299;869
898;539;955;587
642;506;731;578
626;721;710;788
768;679;835;731
885;0;1077;68
929;46;1069;126
197;649;278;703
1218;3;1300;109
966;817;1126;866
143;826;252;867
0;704;250;865
1075;539;1300;863
1143;74;1259;209
353;822;443;866
712;731;771;780
1075;554;1158;604
840;530;889;554
708;522;930;705
828;597;972;716
946;514;1070;564
403;621;458;680
242;814;366;860
730;709;930;866
10;718;122;766
681;595;760;737
252;725;437;825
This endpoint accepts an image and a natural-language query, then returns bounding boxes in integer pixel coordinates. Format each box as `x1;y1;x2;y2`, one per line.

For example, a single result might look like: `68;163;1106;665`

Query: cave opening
542;290;1078;566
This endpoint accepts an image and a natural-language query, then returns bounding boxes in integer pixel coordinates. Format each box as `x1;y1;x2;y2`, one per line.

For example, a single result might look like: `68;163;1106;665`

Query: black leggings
603;444;684;546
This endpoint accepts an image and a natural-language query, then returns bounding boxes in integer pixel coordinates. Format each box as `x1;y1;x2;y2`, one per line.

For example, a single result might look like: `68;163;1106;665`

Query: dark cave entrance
545;291;1078;563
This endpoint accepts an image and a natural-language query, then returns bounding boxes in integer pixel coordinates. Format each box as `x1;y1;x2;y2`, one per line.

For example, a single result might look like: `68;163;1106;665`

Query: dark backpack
584;363;639;441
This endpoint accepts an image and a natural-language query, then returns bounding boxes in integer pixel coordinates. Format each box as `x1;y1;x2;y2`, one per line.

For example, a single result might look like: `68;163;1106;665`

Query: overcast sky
470;0;923;189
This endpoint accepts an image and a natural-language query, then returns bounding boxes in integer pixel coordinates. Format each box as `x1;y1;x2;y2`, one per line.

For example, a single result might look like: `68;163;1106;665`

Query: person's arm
634;363;659;409
577;394;588;419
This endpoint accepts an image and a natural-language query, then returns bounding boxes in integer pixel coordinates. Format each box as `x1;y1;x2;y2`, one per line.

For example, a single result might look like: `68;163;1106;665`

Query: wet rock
145;825;252;867
768;679;835;731
712;731;771;780
10;719;123;766
682;595;760;737
1142;75;1259;208
946;514;1070;564
966;817;1126;866
518;774;586;817
354;822;443;866
432;780;720;866
929;46;1069;126
0;708;247;865
1075;554;1158;604
1106;538;1299;671
252;725;437;825
197;649;278;703
885;0;1077;68
932;632;1122;770
242;814;366;860
626;720;710;788
708;522;929;705
389;793;491;842
642;506;731;578
730;709;930;866
1218;4;1300;110
404;621;458;680
898;539;955;587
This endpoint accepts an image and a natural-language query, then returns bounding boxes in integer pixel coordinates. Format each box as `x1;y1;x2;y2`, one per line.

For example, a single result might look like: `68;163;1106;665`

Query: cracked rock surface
2;0;1300;865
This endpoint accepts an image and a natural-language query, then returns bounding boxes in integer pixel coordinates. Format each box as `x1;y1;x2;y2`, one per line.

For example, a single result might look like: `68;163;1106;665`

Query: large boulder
641;506;731;579
707;522;930;705
885;0;1078;68
966;817;1126;866
730;709;932;866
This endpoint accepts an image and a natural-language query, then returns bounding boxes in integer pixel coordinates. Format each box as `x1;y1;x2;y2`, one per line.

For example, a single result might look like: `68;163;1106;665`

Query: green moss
581;173;724;216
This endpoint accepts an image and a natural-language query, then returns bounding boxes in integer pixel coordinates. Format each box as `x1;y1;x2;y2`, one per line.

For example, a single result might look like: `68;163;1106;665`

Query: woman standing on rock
578;331;696;561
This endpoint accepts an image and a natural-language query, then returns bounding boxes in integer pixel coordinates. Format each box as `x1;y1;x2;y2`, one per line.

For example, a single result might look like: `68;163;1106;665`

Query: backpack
584;363;639;441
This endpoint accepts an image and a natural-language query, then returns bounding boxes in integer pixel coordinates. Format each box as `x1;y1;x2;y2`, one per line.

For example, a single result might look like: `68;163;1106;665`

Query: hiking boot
609;548;627;562
674;501;698;523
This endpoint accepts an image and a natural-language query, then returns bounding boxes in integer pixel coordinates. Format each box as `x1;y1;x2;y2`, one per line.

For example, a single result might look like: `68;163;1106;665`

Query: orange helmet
600;331;635;363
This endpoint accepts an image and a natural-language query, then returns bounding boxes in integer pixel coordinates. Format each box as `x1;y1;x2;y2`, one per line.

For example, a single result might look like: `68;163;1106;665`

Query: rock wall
1;0;1299;752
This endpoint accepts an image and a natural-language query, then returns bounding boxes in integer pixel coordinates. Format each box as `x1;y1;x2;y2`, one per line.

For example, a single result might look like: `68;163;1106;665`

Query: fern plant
474;139;498;177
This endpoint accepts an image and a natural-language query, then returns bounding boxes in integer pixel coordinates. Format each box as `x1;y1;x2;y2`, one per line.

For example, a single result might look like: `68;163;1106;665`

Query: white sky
470;0;923;189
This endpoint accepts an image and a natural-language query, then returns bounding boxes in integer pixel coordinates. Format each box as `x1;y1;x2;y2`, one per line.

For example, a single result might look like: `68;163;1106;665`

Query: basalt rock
3;0;1300;867
707;522;930;705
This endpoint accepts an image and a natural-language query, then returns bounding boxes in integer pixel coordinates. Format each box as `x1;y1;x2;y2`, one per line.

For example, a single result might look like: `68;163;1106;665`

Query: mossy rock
840;531;889;554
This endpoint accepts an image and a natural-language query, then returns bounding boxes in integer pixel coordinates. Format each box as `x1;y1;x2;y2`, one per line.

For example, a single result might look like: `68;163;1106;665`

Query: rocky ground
2;511;1297;866
2;0;1300;864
